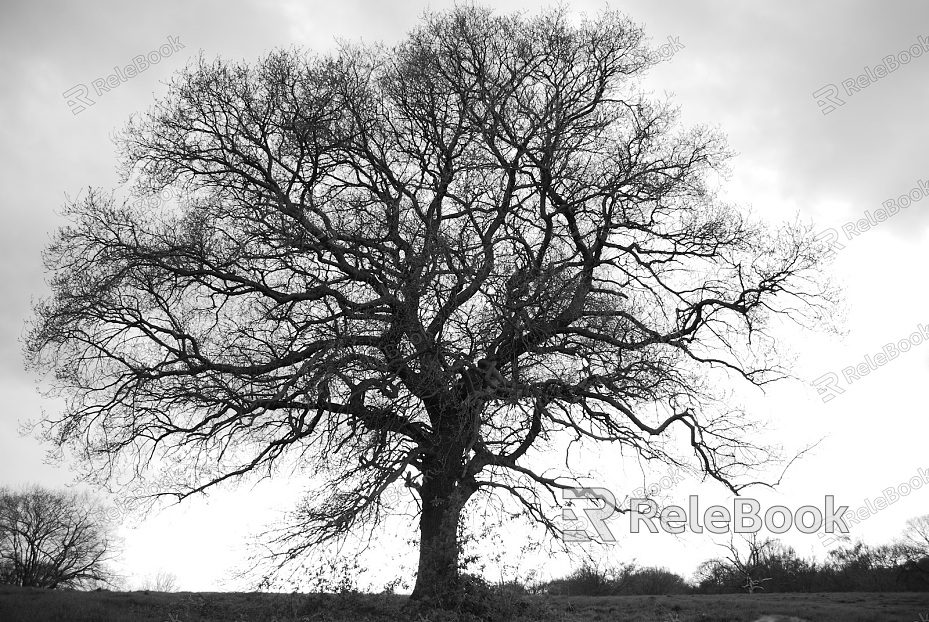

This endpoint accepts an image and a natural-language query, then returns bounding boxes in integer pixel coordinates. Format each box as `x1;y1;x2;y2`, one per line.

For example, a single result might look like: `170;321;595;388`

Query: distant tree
693;557;732;594
0;486;117;589
756;540;817;592
24;4;838;602
623;566;689;595
139;569;179;592
544;560;688;596
896;515;929;591
721;533;774;593
697;537;811;593
900;514;929;555
543;560;634;596
826;541;899;592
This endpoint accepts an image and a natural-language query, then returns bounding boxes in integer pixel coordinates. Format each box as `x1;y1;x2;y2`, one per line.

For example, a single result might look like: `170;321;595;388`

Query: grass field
1;586;928;622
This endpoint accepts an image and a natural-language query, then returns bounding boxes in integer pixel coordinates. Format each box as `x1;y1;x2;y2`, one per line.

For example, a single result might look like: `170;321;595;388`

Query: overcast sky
2;0;928;592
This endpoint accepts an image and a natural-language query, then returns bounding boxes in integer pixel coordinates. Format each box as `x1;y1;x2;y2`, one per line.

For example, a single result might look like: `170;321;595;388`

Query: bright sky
2;0;929;592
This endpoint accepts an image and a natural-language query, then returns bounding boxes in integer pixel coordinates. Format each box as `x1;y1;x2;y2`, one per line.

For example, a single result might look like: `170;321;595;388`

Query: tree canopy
25;5;836;601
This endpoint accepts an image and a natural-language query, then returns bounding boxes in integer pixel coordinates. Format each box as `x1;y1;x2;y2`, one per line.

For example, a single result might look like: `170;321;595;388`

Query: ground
1;586;927;621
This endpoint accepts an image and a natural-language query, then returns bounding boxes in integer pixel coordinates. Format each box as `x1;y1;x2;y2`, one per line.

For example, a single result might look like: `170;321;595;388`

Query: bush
544;562;690;596
408;574;534;622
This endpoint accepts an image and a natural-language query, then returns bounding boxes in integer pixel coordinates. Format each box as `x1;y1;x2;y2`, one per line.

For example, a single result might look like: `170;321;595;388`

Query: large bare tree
25;6;836;601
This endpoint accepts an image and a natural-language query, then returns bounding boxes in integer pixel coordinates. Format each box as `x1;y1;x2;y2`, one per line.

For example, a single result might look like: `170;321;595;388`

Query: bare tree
0;486;117;589
139;569;179;592
900;514;929;554
896;514;929;587
24;5;837;601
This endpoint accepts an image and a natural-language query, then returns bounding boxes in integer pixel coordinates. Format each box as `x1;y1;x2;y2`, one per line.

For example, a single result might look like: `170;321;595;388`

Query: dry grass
1;586;927;621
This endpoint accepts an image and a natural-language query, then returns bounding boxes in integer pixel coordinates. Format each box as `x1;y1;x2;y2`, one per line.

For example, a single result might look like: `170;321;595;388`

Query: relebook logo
562;490;849;542
628;496;849;535
62;36;185;115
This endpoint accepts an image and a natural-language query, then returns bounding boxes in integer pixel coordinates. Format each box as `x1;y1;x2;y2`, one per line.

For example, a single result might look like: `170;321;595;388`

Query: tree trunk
409;470;473;601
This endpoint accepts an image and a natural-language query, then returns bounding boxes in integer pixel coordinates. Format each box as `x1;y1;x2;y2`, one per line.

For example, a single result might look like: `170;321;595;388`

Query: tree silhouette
25;5;836;601
0;486;117;589
139;569;179;592
901;514;929;555
897;514;929;589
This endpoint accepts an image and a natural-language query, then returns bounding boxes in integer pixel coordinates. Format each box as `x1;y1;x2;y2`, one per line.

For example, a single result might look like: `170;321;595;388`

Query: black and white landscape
1;1;929;620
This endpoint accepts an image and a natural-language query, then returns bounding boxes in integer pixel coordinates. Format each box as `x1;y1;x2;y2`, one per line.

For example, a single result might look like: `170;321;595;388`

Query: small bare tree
139;569;179;592
0;486;118;589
